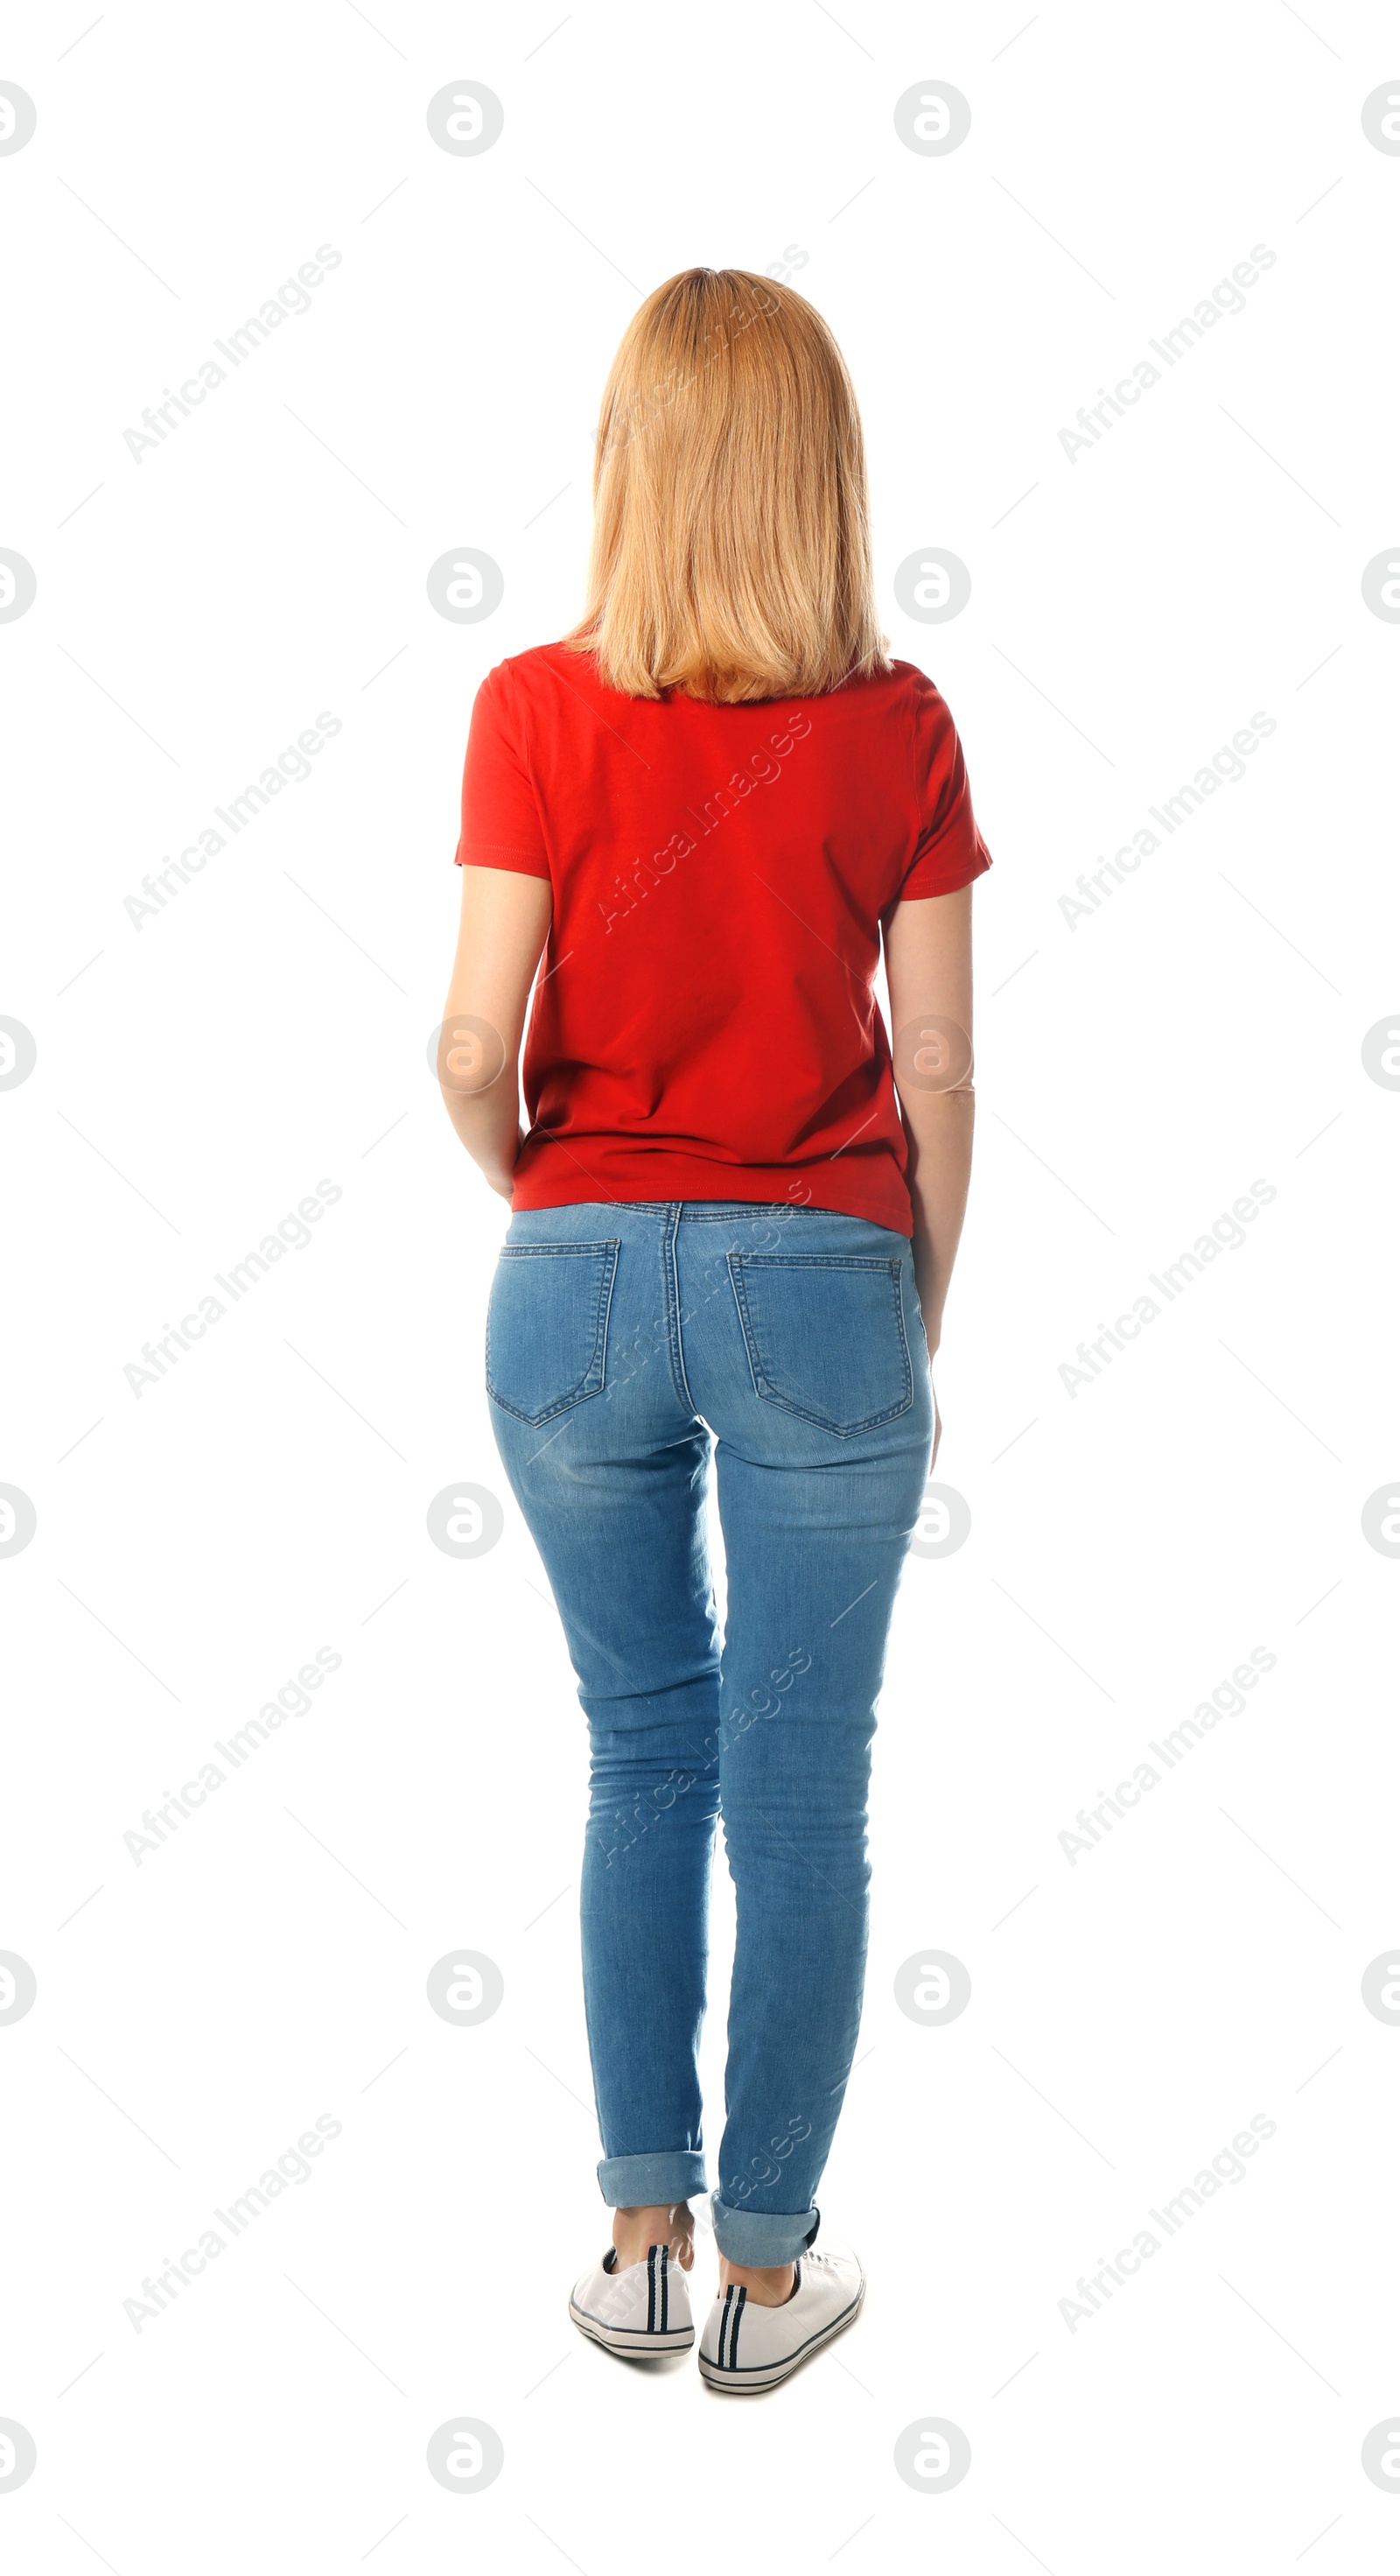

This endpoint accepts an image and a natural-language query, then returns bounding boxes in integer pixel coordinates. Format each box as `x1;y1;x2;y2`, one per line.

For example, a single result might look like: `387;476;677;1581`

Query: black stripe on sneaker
718;2284;735;2368
728;2285;747;2369
647;2246;657;2333
660;2246;668;2333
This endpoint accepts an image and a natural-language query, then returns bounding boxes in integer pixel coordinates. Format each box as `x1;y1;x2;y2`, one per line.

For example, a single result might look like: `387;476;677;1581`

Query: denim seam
585;1200;910;1238
662;1204;698;1415
594;1201;814;1218
679;1204;822;1223
732;1253;902;1272
726;1253;914;1435
486;1240;620;1426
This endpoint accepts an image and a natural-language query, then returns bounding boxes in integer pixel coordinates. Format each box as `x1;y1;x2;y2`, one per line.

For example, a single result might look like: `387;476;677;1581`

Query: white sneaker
698;2247;864;2391
569;2244;695;2357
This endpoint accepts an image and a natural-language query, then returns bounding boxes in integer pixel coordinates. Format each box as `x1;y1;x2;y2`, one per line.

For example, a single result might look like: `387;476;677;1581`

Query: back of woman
439;266;991;2391
462;640;984;1224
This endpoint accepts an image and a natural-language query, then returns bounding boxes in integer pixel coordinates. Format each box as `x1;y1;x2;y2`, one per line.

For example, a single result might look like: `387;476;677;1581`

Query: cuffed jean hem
598;2151;709;2208
710;2193;822;2264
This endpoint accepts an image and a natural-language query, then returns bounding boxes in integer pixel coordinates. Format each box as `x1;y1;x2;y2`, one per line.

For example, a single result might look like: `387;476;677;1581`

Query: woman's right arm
883;883;976;1358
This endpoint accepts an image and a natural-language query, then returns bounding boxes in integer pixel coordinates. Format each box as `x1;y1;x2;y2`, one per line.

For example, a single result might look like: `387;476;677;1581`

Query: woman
438;269;990;2391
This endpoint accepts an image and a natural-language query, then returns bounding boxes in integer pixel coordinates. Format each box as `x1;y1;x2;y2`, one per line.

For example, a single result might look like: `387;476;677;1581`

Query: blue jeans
486;1200;934;2264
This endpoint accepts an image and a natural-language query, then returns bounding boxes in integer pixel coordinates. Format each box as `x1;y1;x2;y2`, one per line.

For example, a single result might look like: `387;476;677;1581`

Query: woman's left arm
438;862;552;1199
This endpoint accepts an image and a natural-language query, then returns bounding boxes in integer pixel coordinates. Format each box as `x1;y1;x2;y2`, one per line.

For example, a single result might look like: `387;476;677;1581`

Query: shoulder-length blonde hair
565;267;891;704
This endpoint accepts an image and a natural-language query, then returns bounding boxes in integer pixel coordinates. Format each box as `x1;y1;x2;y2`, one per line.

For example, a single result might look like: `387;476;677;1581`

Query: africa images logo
595;712;813;935
122;249;343;463
1056;246;1278;463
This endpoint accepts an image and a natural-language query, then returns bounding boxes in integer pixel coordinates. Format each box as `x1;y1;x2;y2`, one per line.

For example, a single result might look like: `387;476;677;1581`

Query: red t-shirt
455;642;990;1234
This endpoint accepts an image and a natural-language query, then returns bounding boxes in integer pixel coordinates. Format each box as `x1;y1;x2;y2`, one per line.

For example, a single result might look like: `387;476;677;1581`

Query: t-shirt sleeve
896;669;992;902
453;664;550;877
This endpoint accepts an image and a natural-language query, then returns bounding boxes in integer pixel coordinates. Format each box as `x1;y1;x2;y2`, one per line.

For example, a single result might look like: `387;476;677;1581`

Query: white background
3;1;1398;2566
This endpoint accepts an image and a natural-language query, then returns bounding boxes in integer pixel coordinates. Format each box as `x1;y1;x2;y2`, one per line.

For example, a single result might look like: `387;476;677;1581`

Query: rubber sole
697;2281;864;2392
569;2298;695;2359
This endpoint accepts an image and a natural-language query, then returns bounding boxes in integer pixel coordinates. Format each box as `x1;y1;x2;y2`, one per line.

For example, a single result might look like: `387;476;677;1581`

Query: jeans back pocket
486;1239;620;1427
727;1252;914;1435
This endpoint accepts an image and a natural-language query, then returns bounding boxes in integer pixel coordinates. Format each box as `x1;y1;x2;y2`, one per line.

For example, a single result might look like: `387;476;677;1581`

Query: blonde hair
565;268;891;704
